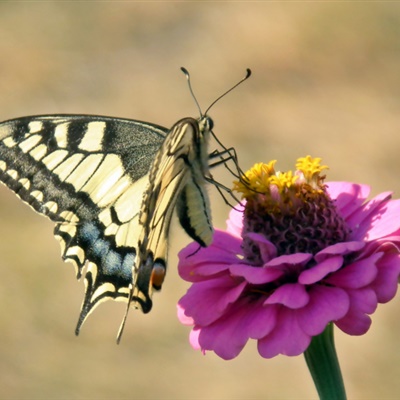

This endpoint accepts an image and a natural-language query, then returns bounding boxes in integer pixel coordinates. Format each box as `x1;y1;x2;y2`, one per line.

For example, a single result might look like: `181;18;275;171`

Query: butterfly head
198;115;214;135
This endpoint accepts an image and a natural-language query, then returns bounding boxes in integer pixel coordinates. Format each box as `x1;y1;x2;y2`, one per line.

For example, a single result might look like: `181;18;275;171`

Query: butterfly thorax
194;115;213;179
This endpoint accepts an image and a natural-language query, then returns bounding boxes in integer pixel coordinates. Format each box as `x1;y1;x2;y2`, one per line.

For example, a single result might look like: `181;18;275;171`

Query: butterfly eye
207;116;214;131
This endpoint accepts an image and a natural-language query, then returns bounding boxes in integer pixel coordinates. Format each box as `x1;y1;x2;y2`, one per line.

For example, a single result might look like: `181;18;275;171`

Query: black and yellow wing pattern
0;113;215;337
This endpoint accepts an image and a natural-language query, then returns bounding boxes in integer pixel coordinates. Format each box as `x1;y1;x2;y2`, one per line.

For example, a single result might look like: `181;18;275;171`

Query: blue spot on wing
79;222;134;281
122;253;135;274
104;251;122;275
80;222;100;242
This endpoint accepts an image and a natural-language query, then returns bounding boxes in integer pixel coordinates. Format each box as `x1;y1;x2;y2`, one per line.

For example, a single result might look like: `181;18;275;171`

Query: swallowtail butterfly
0;68;250;341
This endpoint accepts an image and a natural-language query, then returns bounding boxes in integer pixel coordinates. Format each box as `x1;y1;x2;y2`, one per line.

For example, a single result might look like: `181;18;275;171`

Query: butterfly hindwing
132;117;213;312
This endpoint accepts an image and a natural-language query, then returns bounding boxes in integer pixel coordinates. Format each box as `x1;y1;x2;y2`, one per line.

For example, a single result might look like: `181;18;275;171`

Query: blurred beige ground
0;2;400;399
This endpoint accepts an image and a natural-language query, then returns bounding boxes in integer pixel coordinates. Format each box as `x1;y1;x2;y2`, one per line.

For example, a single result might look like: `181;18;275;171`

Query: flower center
234;156;350;264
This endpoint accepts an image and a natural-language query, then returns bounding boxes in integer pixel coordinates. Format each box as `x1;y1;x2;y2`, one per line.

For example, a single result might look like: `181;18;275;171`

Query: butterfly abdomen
176;180;213;247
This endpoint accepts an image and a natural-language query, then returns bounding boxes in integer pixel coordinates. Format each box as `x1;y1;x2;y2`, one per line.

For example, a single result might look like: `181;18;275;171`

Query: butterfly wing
131;117;213;313
0;114;167;330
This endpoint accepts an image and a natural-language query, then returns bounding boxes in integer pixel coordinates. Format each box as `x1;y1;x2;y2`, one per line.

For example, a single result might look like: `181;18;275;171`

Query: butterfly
0;68;250;341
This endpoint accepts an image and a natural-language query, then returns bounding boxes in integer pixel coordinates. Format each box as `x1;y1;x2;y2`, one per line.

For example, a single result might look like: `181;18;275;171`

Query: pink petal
346;192;395;239
179;230;242;263
195;299;278;360
372;236;400;250
335;314;371;336
177;304;194;325
178;260;231;282
364;199;400;241
264;283;309;309
178;275;247;326
325;253;381;289
265;253;313;268
229;263;283;284
371;252;400;303
226;204;245;238
299;255;344;284
257;308;311;358
189;328;202;351
335;288;377;335
326;182;370;218
178;231;242;282
315;241;365;262
297;285;350;336
230;253;312;284
245;232;278;262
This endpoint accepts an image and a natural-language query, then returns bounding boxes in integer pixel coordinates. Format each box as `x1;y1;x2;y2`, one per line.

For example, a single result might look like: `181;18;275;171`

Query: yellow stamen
296;155;328;182
233;156;328;201
233;160;276;198
270;171;298;193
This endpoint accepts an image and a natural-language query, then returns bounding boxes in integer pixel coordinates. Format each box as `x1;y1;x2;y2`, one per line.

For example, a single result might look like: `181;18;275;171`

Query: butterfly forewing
0;114;168;330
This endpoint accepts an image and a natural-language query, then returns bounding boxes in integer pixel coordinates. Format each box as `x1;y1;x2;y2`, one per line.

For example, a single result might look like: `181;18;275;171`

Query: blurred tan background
0;2;400;399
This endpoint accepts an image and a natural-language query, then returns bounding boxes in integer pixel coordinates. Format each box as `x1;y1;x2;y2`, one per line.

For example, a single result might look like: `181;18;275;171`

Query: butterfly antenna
181;67;203;117
204;68;251;116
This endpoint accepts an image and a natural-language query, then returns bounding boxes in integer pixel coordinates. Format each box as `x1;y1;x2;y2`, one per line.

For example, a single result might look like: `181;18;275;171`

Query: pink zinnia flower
177;156;400;360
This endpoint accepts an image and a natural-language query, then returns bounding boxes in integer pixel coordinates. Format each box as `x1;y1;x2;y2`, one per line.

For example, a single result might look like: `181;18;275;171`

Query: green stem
304;323;347;400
